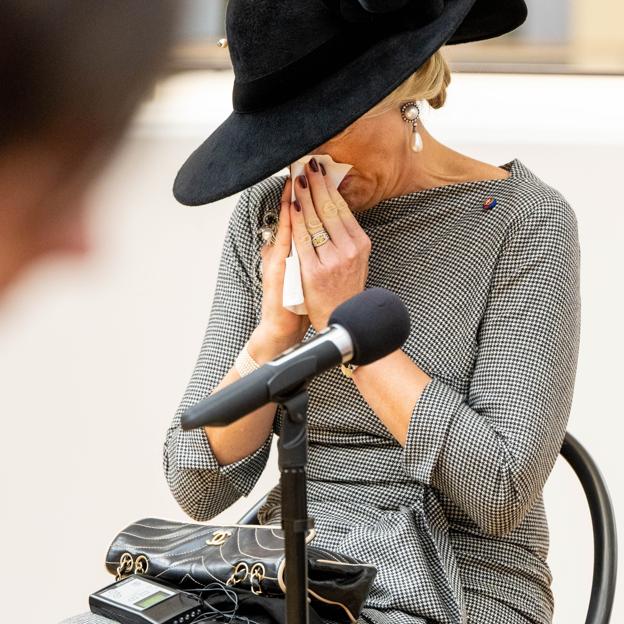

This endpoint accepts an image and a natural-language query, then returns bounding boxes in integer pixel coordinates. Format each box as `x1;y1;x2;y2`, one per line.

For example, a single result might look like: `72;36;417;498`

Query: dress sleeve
163;188;274;522
401;198;581;536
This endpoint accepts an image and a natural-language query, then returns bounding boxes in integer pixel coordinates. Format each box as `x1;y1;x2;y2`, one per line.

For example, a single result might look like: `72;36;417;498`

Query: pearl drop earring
400;101;423;152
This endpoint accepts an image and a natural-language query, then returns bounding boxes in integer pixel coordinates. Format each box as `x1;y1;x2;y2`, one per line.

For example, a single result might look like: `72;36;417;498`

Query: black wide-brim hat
174;0;527;206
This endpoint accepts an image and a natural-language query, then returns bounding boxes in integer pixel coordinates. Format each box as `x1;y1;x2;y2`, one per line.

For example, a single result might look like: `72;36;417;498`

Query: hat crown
226;0;341;86
226;0;446;112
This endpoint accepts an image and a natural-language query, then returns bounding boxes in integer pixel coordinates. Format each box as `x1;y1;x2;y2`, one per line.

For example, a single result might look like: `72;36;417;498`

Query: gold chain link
226;561;249;586
115;553;134;581
115;552;150;581
250;563;266;595
134;555;149;576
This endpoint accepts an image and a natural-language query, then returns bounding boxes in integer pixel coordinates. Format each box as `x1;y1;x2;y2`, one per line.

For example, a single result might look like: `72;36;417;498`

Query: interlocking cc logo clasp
206;529;232;546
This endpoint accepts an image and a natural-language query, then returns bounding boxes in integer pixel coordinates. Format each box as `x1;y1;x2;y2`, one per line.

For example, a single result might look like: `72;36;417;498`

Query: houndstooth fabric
159;157;579;624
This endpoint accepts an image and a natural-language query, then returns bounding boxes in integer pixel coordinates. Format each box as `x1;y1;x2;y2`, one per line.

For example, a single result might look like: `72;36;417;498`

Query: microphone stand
271;378;313;624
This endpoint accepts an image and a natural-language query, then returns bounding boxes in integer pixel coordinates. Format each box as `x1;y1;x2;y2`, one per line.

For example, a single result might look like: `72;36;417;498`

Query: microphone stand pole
272;381;313;624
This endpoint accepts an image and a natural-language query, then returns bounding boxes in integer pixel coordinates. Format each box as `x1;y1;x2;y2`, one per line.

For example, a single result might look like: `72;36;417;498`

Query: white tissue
283;154;353;315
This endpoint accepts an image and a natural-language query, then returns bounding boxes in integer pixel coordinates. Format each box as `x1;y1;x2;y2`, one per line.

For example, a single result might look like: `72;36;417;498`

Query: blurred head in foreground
0;0;177;296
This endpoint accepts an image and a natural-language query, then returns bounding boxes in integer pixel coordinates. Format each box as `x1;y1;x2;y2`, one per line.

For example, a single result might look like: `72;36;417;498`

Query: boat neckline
357;157;521;217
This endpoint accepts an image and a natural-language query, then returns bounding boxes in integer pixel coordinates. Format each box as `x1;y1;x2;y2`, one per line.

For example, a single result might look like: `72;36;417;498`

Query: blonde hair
363;49;451;118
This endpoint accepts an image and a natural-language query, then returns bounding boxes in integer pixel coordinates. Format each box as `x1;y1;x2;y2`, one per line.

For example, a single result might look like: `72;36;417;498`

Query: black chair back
561;432;618;624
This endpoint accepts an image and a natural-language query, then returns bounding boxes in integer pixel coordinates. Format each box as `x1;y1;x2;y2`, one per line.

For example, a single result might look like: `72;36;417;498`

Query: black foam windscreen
328;287;410;366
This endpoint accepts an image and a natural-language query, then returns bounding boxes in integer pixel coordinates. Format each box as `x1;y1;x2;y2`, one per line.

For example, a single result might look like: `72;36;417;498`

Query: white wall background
0;71;622;623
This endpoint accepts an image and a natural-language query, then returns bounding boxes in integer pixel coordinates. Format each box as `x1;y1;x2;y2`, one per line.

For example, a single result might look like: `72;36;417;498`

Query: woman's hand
291;159;372;332
253;177;311;356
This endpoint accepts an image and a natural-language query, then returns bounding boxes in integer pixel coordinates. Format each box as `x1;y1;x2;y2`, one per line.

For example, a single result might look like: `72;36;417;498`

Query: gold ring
305;217;323;231
311;229;331;248
322;201;338;216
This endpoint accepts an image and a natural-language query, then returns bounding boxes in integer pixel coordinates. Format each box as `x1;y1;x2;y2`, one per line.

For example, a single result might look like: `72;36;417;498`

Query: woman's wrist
247;325;304;365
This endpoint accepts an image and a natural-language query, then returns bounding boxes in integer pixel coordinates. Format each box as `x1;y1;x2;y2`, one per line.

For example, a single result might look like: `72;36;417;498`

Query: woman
63;0;581;621
163;2;580;624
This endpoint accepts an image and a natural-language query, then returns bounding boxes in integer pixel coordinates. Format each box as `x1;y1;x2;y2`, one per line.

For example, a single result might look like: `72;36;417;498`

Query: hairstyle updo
363;48;451;118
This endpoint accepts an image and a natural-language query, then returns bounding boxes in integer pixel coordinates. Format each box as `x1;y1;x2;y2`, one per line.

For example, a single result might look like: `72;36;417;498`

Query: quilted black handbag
105;517;377;624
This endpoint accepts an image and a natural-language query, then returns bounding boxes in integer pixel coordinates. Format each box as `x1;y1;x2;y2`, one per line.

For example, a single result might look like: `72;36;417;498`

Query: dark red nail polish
298;175;308;189
310;158;319;173
294;199;302;211
319;162;326;176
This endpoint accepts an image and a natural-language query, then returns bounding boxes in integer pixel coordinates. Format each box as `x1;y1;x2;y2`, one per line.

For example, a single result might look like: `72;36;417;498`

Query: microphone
180;287;410;430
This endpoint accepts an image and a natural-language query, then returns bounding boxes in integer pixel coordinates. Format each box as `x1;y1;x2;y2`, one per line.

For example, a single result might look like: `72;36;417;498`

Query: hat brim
173;0;527;206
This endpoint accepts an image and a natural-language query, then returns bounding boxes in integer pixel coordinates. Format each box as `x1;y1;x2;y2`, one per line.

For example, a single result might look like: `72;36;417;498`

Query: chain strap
250;563;266;595
226;561;249;586
134;555;149;575
115;553;134;581
117;543;266;597
115;552;149;581
225;561;266;595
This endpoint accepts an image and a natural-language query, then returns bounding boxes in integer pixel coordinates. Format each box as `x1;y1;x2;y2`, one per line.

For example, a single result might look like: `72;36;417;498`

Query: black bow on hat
324;0;445;24
342;0;414;12
174;0;527;206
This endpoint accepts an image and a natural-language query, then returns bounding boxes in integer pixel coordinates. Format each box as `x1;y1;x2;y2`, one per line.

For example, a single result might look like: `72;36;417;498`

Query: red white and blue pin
482;196;497;211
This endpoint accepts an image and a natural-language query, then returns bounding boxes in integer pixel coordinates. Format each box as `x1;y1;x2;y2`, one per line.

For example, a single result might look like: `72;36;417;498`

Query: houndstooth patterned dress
63;158;580;624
